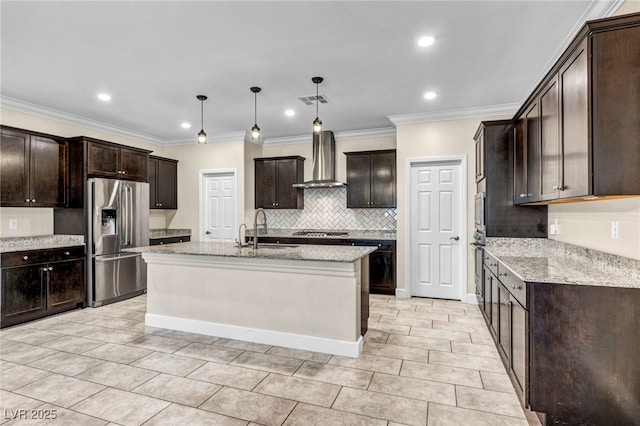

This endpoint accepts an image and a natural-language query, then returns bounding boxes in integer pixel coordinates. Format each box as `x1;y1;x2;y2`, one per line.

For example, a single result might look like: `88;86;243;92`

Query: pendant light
196;95;207;144
250;86;261;140
312;76;323;133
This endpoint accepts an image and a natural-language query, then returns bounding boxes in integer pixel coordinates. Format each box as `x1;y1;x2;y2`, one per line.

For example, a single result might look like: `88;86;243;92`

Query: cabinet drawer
484;252;499;277
497;263;526;307
1;246;85;268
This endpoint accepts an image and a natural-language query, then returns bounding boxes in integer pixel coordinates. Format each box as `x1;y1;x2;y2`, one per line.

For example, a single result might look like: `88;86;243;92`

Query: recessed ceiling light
181;122;191;129
424;91;437;100
97;93;111;101
285;109;295;117
418;36;436;47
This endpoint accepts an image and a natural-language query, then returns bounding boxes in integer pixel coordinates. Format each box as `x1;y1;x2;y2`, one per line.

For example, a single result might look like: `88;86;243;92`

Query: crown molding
264;127;396;146
1;96;165;145
387;103;518;126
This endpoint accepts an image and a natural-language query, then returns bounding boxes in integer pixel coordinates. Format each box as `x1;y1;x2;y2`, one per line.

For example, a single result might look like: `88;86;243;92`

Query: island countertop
127;241;376;263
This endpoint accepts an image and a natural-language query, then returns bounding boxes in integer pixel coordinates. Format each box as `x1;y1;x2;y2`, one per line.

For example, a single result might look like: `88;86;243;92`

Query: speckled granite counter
128;241;376;263
485;238;640;288
245;228;396;241
149;228;191;239
0;235;85;253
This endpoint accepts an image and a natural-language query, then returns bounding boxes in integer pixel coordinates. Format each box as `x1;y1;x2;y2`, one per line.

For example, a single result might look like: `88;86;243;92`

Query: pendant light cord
254;91;258;125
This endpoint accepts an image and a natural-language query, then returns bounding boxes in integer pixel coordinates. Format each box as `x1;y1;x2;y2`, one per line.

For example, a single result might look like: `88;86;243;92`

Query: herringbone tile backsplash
266;188;397;230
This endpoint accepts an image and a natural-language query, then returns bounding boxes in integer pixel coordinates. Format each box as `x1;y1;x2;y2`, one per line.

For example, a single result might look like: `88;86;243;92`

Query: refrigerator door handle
120;186;127;247
128;185;134;245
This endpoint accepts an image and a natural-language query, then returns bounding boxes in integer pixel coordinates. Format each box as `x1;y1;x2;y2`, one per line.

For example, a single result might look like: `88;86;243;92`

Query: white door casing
199;169;237;242
408;157;467;300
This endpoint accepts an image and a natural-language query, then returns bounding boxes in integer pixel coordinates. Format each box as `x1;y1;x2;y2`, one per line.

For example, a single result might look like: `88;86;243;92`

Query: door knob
205;231;211;235
450;236;459;241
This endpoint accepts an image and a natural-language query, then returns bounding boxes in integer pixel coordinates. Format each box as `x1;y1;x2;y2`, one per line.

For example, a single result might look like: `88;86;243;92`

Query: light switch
611;221;619;239
9;219;18;229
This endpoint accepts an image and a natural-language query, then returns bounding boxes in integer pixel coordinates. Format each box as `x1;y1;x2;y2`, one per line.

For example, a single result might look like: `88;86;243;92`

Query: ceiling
0;1;619;145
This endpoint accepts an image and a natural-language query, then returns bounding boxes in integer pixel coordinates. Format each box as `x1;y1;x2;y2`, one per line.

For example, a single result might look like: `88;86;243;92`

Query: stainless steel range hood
293;130;345;188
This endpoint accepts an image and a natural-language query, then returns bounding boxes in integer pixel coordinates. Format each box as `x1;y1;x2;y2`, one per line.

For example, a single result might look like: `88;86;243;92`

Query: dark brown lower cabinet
1;247;85;328
529;283;640;425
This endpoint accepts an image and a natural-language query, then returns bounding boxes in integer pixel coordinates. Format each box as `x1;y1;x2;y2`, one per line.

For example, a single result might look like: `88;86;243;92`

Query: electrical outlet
611;220;619;239
9;219;18;230
549;218;558;235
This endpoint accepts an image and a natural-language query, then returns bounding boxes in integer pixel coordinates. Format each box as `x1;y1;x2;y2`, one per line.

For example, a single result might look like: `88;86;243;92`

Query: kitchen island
129;241;375;357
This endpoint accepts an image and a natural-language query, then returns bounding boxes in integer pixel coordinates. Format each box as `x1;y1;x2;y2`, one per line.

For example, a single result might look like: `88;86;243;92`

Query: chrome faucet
253;208;267;249
236;223;248;247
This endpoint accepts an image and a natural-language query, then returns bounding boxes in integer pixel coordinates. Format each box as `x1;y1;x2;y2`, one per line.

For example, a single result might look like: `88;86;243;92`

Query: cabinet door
560;40;589;198
148;157;158;208
482;265;492;321
1;265;45;323
498;284;510;361
120;148;148;181
540;79;560;201
87;141;120;177
490;272;499;336
369;250;395;294
156;159;178;209
275;159;299;209
30;136;66;207
513;120;527;204
0;129;30;206
475;130;485;183
47;259;85;310
255;160;277;208
510;295;527;396
524;102;541;202
370;151;396;208
346;153;371;208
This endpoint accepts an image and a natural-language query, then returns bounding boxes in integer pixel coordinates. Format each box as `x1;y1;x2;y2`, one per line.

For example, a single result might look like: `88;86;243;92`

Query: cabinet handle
157;203;162;207
48;266;53;271
25;199;31;203
121;170;126;175
499;272;508;277
484;256;489;260
64;251;70;256
159;241;164;245
22;255;29;260
512;284;522;290
31;199;36;203
552;185;559;190
178;239;183;243
42;267;48;271
491;263;497;267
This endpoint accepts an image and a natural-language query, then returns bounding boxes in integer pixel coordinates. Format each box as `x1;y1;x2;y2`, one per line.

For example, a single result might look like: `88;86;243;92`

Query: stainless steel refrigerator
87;178;149;307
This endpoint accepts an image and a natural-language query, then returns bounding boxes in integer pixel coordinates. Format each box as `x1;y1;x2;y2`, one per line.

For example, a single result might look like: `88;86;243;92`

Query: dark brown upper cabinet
63;137;152;208
345;150;396;208
513;12;640;204
254;156;304;209
149;155;178;209
475;120;547;238
86;139;148;181
1;126;66;207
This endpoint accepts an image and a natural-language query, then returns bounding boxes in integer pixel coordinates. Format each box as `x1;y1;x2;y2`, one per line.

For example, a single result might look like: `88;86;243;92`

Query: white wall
163;139;246;241
395;116;509;297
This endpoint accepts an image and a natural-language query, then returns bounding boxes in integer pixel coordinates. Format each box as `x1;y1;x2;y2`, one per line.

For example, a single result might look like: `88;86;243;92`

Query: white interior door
410;161;462;299
201;171;236;242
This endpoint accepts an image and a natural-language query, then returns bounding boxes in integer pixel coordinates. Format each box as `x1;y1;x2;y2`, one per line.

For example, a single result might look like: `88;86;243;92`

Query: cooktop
292;231;349;237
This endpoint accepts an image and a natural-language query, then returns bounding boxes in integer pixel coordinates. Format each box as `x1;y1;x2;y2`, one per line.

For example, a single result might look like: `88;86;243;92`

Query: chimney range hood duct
293;130;345;188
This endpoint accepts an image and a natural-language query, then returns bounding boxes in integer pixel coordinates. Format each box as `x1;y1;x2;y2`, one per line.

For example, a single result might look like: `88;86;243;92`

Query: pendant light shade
312;76;323;134
196;95;207;144
250;86;261;140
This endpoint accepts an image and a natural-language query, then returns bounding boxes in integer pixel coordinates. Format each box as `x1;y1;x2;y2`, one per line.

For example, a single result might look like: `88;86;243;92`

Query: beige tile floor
0;294;541;425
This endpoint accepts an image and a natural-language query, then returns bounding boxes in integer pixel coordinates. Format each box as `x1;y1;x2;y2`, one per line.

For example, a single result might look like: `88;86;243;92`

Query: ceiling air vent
298;94;330;106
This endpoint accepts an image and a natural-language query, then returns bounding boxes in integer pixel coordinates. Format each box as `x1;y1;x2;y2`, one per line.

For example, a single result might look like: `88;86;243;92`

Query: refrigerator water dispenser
101;209;117;235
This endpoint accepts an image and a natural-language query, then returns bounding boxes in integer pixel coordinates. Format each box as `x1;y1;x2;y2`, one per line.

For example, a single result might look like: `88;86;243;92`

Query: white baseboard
146;313;363;358
465;293;479;304
395;288;411;299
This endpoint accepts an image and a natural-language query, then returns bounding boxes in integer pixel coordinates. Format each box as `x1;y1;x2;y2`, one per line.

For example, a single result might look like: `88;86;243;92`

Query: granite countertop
0;235;85;253
245;228;396;241
484;238;640;289
149;229;192;239
126;241;376;263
